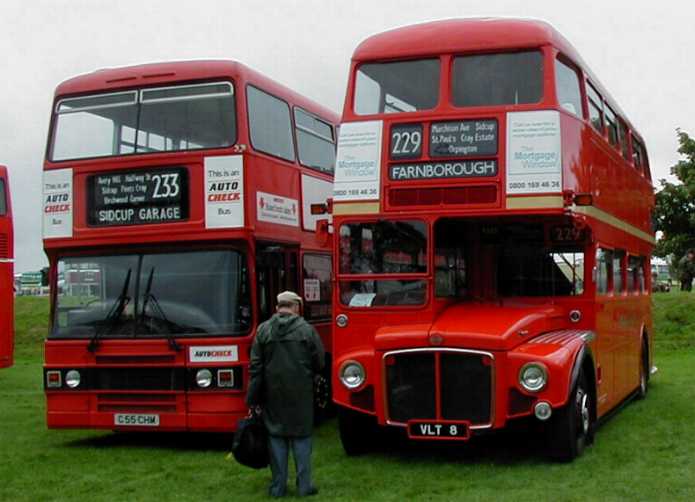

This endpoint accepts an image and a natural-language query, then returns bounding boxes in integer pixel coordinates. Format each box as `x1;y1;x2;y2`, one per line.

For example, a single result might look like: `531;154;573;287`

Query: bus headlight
519;363;548;392
65;370;81;388
339;361;365;390
196;369;213;388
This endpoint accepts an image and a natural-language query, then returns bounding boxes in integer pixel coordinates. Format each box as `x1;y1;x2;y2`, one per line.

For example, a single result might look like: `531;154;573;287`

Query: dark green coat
246;313;325;437
679;255;695;280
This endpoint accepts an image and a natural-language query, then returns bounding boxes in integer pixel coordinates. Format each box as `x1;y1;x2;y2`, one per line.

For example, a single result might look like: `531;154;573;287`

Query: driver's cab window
434;219;467;297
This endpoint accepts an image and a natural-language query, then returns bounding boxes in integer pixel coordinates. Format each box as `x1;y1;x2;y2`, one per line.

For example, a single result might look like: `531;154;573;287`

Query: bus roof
54;59;338;123
352;18;640;140
353;18;582;62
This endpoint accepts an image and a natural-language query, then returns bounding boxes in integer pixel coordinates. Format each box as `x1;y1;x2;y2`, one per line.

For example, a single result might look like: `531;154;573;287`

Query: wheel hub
579;392;590;434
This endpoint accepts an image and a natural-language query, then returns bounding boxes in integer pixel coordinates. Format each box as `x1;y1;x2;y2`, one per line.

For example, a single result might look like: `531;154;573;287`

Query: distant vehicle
331;18;654;462
0;165;14;368
42;61;338;432
651;259;671;292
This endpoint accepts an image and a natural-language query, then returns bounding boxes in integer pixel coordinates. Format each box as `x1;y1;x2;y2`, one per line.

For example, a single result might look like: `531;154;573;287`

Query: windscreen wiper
139;267;181;352
87;268;132;353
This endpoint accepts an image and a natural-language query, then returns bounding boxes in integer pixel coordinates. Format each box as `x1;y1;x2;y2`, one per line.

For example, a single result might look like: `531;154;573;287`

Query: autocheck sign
189;345;239;363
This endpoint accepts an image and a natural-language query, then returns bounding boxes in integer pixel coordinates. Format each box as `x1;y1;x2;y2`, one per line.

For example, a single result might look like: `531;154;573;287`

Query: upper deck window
632;135;646;171
451;51;543;107
618;119;630;160
0;178;6;216
555;58;583;117
586;82;604;133
354;59;440;115
294;108;335;173
604;105;619;148
247;86;295;162
51;82;236;161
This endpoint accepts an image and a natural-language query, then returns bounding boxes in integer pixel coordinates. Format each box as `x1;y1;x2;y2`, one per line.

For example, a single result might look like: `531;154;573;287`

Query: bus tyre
313;368;334;423
338;407;377;456
637;339;649;400
547;368;593;462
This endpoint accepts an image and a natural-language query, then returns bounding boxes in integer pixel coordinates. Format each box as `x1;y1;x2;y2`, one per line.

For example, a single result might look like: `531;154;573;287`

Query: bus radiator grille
386;351;492;425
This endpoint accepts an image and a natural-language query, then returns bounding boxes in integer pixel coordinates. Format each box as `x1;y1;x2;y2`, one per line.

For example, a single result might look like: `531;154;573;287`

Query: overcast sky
1;0;691;272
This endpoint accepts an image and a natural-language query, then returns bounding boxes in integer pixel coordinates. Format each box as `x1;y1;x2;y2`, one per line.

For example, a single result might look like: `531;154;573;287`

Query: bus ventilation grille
386;350;492;425
389;186;497;207
0;234;7;259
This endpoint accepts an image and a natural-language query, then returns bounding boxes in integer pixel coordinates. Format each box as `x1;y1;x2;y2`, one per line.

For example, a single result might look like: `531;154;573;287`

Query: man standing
246;291;324;497
679;249;695;292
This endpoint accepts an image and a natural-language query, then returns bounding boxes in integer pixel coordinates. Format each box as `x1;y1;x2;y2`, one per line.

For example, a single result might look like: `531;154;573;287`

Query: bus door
256;243;299;323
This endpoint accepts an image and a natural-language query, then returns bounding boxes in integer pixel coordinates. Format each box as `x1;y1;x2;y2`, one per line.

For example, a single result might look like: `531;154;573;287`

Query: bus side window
586;82;604;134
604;105;619;148
596;248;612;294
554;57;583;118
618;119;631;161
639;256;647;293
247;85;295;162
613;250;625;293
0;178;6;216
632;136;648;177
294;107;336;174
302;254;332;321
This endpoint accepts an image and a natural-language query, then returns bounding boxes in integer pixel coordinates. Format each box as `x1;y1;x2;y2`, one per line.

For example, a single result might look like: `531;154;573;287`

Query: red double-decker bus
331;19;654;460
42;61;338;432
0;165;13;369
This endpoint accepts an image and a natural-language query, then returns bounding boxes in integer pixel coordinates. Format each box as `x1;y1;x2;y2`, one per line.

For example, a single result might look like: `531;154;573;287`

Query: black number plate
88;167;189;226
407;420;470;440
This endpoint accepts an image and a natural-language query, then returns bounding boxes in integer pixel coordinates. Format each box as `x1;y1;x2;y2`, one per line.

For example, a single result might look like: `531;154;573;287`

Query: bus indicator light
46;371;62;388
573;193;593;206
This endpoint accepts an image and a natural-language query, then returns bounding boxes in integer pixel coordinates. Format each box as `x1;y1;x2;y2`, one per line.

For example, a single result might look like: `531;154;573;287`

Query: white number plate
114;413;160;427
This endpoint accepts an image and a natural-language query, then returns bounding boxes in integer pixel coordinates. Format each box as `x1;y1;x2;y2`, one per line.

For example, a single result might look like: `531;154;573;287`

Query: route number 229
390;125;423;158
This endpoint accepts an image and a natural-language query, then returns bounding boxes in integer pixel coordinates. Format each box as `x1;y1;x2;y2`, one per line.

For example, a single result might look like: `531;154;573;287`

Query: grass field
1;293;695;501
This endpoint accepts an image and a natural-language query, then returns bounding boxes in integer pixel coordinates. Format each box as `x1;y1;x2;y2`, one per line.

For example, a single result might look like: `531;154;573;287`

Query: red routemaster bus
0;166;14;368
331;19;654;460
43;61;337;432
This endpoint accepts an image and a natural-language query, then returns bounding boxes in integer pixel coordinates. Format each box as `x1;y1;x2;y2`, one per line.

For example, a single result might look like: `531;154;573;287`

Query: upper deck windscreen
354;59;440;115
451;51;543;107
50;82;236;161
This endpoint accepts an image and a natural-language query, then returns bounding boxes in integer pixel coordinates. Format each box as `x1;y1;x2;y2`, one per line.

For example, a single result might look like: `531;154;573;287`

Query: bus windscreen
451;51;543;107
51;250;250;338
51;82;236;161
354;59;440;115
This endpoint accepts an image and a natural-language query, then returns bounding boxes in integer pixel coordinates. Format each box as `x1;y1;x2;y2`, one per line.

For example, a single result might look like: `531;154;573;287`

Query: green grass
1;294;695;501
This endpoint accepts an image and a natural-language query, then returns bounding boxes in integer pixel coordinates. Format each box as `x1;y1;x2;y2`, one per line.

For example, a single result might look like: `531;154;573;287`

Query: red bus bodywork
0;166;14;368
332;19;654;460
43;61;337;432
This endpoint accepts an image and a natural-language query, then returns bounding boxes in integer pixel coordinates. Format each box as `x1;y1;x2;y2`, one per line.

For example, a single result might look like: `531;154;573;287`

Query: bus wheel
547;368;593;462
313;369;334;423
338;407;377;456
637;339;649;400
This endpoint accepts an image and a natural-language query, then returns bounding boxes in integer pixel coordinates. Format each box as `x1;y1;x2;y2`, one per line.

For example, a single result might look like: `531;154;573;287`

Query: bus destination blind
88;167;189;226
429;119;498;158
